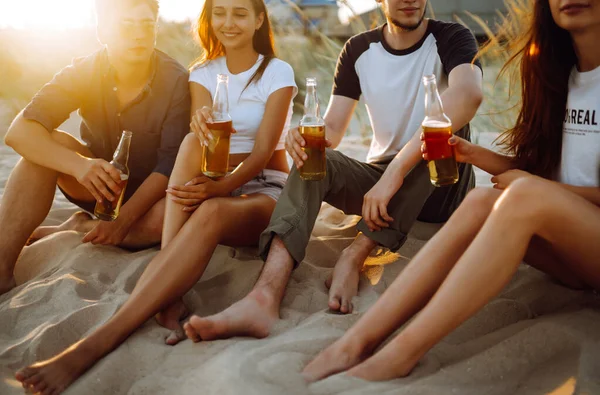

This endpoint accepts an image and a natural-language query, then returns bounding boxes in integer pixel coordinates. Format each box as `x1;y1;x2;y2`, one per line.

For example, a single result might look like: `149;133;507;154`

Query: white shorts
230;169;288;201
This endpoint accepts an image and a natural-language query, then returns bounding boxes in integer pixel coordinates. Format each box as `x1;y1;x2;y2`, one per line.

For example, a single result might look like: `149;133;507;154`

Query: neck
225;44;260;74
572;27;600;72
383;18;429;51
109;53;153;88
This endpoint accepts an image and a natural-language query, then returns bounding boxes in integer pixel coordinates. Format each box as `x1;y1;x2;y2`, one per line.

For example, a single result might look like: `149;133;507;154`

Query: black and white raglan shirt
333;20;482;163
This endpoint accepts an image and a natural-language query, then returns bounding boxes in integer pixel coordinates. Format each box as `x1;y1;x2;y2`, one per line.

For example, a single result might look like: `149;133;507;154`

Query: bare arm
383;64;484;191
5;115;88;175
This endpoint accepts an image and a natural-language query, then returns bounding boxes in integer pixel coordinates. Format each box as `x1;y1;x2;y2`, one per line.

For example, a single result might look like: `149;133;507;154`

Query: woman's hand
190;107;236;148
166;176;228;212
420;134;476;164
491;169;535;190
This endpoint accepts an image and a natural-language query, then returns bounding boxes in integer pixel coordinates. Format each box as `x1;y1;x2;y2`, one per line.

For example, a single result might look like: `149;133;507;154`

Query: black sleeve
332;38;362;101
22;57;87;132
433;23;482;76
153;73;191;177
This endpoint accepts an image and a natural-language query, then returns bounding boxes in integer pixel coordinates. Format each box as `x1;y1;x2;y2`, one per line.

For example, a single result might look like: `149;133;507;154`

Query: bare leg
184;235;294;342
347;178;600;381
303;188;501;382
29;199;165;250
0;130;94;295
326;233;377;314
155;133;203;343
15;193;276;393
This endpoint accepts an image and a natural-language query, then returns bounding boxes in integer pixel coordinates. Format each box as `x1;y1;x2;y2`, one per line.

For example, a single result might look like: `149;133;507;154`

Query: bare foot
302;338;371;383
184;289;278;342
15;340;102;394
155;299;189;346
28;211;94;244
0;276;16;295
326;243;372;314
346;344;418;381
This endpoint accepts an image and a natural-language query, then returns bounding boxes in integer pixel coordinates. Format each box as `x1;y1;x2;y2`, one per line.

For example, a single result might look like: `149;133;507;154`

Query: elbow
4;123;18;148
470;87;484;112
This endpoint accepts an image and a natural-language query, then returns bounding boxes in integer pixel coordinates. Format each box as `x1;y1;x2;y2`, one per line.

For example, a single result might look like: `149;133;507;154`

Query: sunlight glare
0;0;95;30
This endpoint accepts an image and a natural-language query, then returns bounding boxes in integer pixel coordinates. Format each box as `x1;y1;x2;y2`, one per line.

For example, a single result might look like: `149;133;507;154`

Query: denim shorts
231;169;288;201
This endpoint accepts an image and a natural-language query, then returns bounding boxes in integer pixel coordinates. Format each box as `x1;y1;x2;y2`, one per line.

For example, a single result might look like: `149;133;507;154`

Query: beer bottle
422;75;459;187
202;74;233;179
94;130;131;221
299;77;326;181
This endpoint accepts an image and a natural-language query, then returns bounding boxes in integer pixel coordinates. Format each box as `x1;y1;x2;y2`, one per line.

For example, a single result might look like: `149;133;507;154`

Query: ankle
248;288;278;314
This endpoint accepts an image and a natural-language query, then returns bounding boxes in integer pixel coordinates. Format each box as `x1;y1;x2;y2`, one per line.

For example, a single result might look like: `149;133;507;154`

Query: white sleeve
265;60;298;99
188;64;212;91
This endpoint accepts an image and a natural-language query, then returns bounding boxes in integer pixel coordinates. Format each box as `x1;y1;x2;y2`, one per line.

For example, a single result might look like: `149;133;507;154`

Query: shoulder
342;26;381;59
189;57;223;83
428;19;477;42
264;58;295;78
61;49;104;78
154;49;189;82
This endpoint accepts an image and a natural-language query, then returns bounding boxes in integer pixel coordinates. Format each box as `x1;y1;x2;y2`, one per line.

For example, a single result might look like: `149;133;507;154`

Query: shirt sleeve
265;60;298;99
153;73;191;177
434;23;482;76
22;57;87;132
332;38;362;100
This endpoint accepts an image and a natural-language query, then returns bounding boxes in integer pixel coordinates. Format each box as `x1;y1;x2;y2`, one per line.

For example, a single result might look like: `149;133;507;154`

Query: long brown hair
191;0;276;90
485;0;577;177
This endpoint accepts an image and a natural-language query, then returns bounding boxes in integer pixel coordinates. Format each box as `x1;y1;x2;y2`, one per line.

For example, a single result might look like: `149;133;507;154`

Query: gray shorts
231;169;288;201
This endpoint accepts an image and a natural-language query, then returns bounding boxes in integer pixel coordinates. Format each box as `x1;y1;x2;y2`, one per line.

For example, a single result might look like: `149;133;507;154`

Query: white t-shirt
333;20;481;163
560;66;600;187
189;55;297;154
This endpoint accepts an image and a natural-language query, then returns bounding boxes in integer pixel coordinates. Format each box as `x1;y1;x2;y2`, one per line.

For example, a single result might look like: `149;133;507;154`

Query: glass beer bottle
202;73;232;178
94;130;131;221
422;74;459;187
299;77;326;181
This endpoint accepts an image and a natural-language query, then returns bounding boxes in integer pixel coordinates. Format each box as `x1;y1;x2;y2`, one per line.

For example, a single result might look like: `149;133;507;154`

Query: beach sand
1;110;599;394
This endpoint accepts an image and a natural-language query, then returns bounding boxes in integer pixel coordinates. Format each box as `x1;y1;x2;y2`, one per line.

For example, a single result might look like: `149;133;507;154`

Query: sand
1;108;599;394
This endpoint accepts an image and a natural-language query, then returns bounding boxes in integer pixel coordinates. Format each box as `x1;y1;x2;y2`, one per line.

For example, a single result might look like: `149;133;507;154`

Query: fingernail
449;137;457;143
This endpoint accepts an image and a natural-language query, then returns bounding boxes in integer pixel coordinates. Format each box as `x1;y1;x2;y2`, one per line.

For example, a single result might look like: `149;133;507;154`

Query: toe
184;322;200;342
328;295;341;311
165;326;186;346
33;380;48;394
324;275;332;289
15;367;35;381
23;373;42;386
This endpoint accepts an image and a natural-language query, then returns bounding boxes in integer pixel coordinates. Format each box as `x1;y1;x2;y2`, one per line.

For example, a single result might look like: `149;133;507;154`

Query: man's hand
362;179;398;232
491;169;534;190
166;176;227;212
82;218;131;246
285;126;332;169
75;158;123;203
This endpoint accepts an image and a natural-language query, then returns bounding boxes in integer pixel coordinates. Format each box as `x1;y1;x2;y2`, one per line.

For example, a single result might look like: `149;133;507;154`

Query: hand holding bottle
285;126;331;169
75;157;123;203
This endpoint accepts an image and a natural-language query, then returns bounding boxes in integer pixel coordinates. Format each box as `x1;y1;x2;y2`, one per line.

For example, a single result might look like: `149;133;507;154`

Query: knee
494;177;548;218
189;198;225;229
459;187;499;220
180;133;202;156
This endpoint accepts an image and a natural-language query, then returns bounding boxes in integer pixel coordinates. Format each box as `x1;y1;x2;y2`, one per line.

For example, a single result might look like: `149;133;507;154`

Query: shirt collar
101;48;158;93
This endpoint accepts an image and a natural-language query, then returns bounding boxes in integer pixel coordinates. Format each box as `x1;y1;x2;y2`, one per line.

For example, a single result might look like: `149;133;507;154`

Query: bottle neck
213;79;230;120
113;132;131;168
303;84;320;119
423;80;446;121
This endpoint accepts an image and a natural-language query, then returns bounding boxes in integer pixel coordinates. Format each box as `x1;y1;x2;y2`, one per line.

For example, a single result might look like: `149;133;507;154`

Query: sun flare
0;0;95;30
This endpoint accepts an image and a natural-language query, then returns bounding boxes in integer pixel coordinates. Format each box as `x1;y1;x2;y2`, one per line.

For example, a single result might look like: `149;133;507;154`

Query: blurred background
0;0;518;203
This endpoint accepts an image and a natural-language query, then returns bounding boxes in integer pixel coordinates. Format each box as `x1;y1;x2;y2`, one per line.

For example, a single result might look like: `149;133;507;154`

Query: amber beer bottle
202;74;232;178
422;75;459;187
299;77;326;181
94;130;131;221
